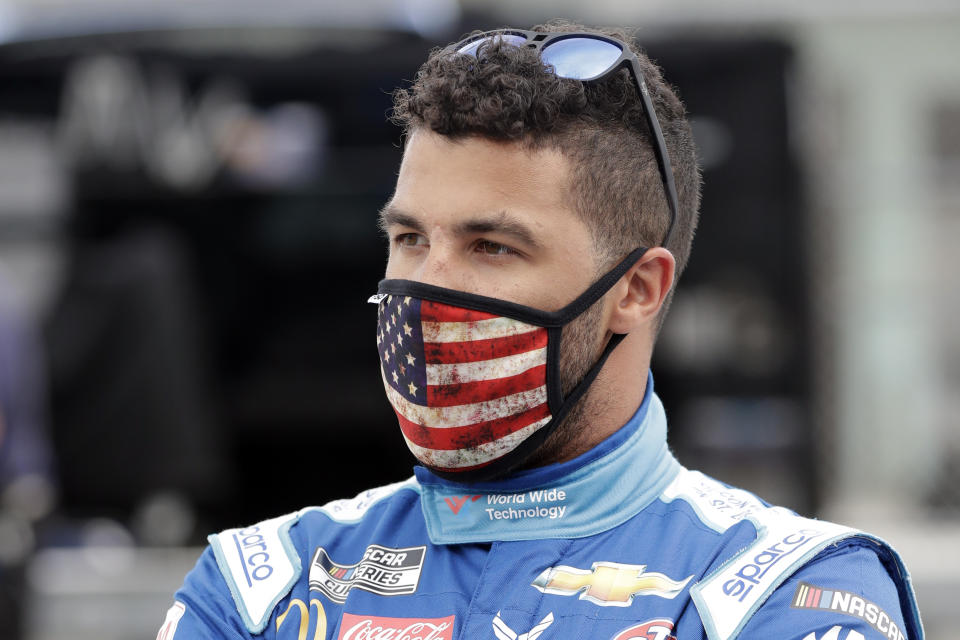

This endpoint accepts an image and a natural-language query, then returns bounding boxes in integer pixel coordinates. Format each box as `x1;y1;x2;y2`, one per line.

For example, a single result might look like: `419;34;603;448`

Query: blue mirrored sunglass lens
457;34;528;56
541;38;622;79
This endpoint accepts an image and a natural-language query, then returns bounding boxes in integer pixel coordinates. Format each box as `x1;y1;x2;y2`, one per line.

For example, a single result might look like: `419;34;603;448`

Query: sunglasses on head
449;29;679;247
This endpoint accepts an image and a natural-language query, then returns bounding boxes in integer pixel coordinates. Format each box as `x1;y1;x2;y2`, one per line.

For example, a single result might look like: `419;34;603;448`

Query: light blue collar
416;375;681;544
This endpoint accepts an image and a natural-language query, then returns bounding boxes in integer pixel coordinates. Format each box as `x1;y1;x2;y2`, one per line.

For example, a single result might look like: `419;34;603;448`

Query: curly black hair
392;20;702;295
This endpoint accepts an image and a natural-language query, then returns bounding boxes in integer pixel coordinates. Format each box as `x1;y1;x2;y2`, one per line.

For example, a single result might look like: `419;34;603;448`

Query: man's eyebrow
378;205;427;235
378;206;542;250
454;212;542;250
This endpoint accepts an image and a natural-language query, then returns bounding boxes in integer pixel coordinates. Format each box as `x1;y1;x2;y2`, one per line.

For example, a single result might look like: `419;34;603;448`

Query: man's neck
522;356;650;469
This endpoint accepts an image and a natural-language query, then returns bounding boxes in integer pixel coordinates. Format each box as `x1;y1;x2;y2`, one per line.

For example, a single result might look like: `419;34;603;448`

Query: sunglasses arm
626;57;680;247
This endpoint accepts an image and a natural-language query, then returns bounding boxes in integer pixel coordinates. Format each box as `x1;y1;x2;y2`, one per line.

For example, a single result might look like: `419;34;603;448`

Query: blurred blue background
0;0;956;638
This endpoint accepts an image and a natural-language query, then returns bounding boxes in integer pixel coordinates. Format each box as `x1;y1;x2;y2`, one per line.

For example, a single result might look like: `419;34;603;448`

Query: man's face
381;130;599;312
380;129;630;470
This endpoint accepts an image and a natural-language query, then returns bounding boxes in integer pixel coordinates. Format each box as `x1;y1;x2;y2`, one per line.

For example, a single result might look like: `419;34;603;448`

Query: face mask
369;247;648;482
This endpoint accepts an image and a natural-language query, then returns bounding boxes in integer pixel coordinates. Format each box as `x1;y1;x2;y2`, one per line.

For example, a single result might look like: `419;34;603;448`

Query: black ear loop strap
374;246;650;328
545;326;626;416
549;247;650;323
428;326;626;483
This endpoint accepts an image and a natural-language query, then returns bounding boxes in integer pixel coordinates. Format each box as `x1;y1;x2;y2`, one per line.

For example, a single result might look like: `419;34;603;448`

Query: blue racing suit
160;378;923;640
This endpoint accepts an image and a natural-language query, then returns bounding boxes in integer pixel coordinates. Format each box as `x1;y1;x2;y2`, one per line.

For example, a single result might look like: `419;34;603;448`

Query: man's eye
395;233;427;247
475;240;517;256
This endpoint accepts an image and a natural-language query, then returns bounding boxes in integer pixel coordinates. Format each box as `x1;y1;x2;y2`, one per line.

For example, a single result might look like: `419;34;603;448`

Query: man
159;21;923;640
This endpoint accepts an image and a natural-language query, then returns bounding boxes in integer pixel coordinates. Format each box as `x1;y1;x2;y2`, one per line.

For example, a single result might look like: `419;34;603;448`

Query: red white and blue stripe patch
376;295;551;471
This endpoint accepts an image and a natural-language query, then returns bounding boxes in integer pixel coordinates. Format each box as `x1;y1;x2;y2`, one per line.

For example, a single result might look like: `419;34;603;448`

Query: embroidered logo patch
444;495;481;515
492;611;553;640
155;601;186;640
801;626;865;640
792;582;905;640
532;562;692;606
689;512;855;640
337;613;455;640
211;512;300;633
308;544;425;604
612;619;677;640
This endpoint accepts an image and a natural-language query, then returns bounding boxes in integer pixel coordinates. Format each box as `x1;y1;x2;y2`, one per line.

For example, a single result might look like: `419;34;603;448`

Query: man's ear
606;248;676;334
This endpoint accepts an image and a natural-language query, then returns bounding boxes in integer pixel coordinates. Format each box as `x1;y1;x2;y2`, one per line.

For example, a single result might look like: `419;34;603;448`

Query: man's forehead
388;131;578;226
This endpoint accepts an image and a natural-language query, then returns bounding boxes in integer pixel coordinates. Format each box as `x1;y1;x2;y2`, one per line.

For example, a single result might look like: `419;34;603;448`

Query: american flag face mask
368;247;648;481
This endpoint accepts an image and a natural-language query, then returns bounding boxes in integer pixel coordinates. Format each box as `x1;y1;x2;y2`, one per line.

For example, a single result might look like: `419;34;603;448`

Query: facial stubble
520;298;609;469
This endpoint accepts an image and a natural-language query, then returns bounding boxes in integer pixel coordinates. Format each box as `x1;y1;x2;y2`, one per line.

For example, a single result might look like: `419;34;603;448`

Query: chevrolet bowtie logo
532;562;693;607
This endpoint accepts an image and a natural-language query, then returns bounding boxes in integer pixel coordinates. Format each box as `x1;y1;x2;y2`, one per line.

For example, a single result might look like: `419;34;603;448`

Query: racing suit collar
415;372;682;543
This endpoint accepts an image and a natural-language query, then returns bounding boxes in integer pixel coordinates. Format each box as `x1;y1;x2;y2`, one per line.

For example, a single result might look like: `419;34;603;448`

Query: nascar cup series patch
309;544;426;604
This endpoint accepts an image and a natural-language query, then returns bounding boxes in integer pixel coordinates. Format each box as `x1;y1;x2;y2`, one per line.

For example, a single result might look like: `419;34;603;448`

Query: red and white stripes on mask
370;247;648;481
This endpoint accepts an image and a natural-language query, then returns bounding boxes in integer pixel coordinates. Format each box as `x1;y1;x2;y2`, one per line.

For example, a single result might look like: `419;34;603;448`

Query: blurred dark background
0;20;810;532
0;15;807;639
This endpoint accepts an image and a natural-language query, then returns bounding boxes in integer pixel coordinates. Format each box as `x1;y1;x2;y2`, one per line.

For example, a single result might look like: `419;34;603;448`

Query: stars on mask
377;294;426;403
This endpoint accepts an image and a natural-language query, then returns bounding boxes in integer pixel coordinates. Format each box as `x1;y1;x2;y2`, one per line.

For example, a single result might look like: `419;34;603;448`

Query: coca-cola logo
338;613;455;640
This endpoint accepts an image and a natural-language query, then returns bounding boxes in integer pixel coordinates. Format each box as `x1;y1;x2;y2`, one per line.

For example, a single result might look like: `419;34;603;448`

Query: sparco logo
722;529;824;602
337;613;455;640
